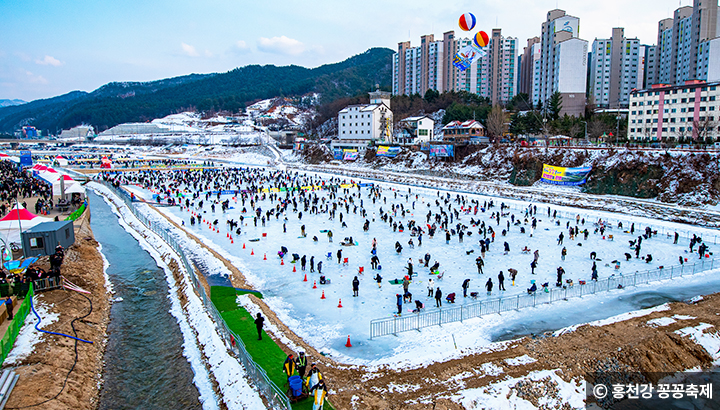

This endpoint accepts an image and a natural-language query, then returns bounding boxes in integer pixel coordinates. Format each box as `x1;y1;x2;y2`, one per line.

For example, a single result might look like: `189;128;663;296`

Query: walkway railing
96;181;291;410
370;257;717;339
0;283;33;364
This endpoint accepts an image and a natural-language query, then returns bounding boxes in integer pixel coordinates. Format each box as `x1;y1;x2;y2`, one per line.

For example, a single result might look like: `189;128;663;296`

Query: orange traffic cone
227;233;229;238
293;265;296;272
243;243;246;249
230;238;234;244
303;274;307;282
251;249;254;256
321;290;325;299
338;299;343;308
281;258;284;265
264;253;267;260
345;335;352;347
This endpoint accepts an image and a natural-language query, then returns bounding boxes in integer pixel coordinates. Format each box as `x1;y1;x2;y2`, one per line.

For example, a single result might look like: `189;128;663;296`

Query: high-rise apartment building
649;0;720;86
589;28;642;109
532;9;588;116
518;37;540;97
392;29;517;104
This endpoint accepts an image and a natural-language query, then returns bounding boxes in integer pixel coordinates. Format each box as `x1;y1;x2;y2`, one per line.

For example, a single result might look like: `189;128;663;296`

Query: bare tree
588;118;607;143
486;105;508;142
693;117;717;145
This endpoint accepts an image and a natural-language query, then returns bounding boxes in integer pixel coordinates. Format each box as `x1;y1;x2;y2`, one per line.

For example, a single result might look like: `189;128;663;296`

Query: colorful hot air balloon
474;31;489;48
458;13;476;31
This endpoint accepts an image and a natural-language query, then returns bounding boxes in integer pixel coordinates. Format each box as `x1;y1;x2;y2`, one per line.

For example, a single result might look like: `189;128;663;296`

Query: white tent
0;205;52;246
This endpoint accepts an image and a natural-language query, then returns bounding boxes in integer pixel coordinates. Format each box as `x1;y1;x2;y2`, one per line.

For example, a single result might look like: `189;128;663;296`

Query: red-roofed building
441;120;489;143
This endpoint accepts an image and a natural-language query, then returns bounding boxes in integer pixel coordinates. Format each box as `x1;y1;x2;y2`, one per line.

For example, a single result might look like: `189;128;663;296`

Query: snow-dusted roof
400;115;433;123
442;120;484;130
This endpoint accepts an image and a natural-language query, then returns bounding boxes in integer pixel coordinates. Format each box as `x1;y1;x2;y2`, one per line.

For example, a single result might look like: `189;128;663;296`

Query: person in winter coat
485;278;493;295
310;256;316;273
462;278;470;297
327;230;333;242
337;249;342;264
445;230;451;244
370;255;380;269
301;255;307;271
283;354;297;377
556;266;565;287
435;287;442;307
498;271;506;291
508;268;518;286
561;247;567;261
254;313;264;340
475;256;485;274
424;253;431;267
427;278;435;297
533;249;540;263
530;259;537;274
374;273;383;288
396;294;403;315
310;380;328;410
503;242;510;254
306;363;323;391
352;276;360;297
296;351;307;378
402;277;410;294
406;259;414;277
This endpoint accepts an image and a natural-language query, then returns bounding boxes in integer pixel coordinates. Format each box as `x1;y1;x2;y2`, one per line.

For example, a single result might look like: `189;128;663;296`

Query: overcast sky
0;0;697;102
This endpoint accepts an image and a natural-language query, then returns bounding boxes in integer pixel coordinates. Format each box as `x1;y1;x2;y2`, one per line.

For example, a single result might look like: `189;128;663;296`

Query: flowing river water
89;192;202;409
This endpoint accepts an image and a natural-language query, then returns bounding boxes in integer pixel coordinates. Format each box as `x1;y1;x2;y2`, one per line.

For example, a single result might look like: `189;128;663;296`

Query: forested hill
0;47;394;135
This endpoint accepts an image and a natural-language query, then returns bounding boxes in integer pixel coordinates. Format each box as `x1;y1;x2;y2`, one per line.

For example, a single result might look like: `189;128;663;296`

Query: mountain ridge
0;47;393;134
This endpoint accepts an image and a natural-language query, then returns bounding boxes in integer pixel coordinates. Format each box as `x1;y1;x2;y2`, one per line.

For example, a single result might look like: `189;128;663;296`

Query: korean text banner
333;149;343;160
541;164;592;186
429;145;454;158
377;146;401;158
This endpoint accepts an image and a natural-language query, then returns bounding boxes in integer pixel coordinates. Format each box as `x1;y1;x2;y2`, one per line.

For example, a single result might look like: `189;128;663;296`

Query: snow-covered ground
90;183;266;410
117;165;720;368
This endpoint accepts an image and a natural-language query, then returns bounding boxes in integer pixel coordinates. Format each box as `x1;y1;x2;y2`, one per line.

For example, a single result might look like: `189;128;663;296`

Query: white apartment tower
391;29;518;104
535;9;588;116
590;28;642;109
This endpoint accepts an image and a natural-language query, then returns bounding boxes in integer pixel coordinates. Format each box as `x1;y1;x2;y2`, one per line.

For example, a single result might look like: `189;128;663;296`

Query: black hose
8;291;93;409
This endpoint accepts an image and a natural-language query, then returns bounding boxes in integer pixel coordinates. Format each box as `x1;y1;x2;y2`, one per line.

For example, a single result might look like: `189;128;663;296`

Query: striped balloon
474;31;490;48
458;13;476;31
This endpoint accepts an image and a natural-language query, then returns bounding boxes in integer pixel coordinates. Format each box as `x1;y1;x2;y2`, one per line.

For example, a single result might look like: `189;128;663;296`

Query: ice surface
114;167;720;366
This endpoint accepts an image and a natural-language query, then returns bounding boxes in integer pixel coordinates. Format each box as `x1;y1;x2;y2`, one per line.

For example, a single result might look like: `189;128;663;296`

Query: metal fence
370;257;717;339
95;181;291;410
0;283;33;365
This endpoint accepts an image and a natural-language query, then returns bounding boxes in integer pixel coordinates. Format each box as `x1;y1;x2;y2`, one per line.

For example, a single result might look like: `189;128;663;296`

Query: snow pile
4;299;59;365
675;323;720;365
90;183;266;409
447;369;584;410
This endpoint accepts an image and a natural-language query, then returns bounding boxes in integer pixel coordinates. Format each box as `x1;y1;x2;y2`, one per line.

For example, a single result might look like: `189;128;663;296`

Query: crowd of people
100;166;710;320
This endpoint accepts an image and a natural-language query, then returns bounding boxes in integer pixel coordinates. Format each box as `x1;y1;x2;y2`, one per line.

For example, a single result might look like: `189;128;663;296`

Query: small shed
21;221;75;258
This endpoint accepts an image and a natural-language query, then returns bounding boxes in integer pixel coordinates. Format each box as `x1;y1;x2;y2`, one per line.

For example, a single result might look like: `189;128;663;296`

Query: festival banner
452;44;487;72
333;149;343;160
343;151;359;161
429;145;454;158
377;146;401;158
541;164;592;186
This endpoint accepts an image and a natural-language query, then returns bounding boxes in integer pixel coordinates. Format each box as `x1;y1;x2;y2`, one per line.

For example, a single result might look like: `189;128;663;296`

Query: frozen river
117;166;719;364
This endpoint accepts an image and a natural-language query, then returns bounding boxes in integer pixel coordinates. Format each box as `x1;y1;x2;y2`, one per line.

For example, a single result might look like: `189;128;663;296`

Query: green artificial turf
210;286;333;410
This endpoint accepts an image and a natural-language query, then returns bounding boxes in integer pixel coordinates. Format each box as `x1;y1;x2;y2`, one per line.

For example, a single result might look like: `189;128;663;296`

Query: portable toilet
21;220;75;257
